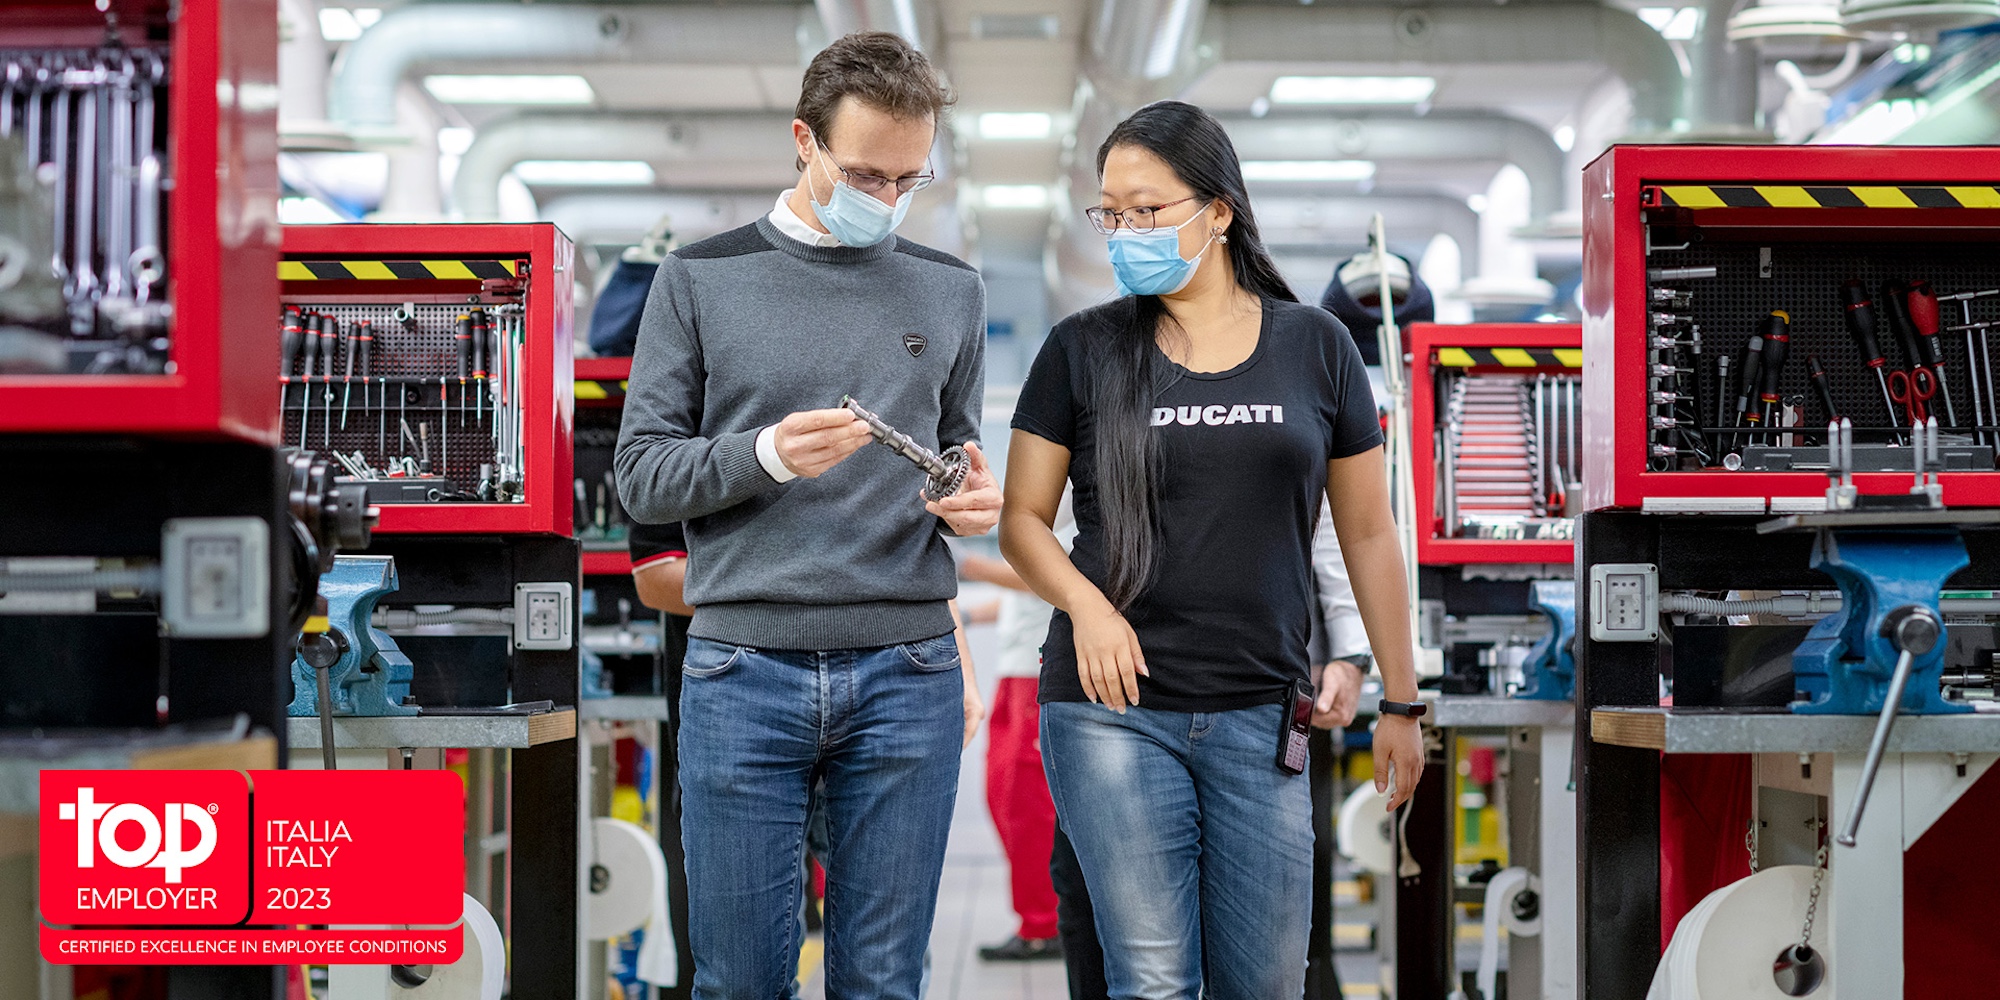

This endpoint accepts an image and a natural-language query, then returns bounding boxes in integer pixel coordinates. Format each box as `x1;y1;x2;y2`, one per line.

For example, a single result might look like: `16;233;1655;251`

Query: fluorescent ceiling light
1239;160;1376;183
354;8;381;29
1637;7;1702;40
511;160;656;186
982;185;1050;209
423;75;595;106
436;127;475;158
1268;76;1435;105
318;8;363;41
978;112;1054;140
1552;125;1576;153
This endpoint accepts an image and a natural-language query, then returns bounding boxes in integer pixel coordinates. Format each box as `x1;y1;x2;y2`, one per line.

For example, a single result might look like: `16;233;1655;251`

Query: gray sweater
614;218;986;650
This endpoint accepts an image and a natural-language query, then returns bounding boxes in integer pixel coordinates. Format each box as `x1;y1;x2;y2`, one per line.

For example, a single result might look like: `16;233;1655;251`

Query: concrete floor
795;620;1393;1000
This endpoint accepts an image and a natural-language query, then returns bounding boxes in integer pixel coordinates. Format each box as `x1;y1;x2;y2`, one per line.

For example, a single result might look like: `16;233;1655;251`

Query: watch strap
1378;699;1428;718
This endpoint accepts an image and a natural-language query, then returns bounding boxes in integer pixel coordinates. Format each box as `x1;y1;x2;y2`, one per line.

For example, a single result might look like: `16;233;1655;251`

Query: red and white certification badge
39;769;466;964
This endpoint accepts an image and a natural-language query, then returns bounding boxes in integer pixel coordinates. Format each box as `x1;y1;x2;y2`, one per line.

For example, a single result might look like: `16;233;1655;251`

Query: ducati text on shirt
1151;404;1286;427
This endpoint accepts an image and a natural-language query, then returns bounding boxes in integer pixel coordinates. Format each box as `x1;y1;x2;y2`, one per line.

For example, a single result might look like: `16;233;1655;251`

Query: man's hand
1312;658;1365;729
773;408;873;478
927;441;1002;536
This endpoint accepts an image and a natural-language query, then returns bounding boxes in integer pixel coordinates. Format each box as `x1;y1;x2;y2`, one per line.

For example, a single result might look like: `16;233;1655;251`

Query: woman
998;100;1426;999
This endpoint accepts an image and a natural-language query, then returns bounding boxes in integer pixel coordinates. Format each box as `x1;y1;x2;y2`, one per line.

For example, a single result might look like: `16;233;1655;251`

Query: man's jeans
678;634;963;1000
1041;700;1314;1000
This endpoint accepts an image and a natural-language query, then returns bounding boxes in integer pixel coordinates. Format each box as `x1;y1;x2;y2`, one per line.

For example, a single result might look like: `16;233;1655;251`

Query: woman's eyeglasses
1084;197;1200;235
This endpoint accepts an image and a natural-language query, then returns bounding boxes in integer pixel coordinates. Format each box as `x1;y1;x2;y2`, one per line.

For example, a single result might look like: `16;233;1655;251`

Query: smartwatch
1378;699;1428;718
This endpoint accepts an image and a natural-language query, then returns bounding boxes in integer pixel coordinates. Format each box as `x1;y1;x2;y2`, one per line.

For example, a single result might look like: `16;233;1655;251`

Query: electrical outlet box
161;517;269;638
513;582;573;650
1589;563;1659;642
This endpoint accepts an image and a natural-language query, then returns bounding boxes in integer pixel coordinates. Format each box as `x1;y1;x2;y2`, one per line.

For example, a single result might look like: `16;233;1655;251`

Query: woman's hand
1373;715;1425;812
962;668;986;749
1072;600;1148;712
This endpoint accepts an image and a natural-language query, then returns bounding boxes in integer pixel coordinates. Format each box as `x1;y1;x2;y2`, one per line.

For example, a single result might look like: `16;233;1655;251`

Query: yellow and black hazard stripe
574;379;629;401
279;259;520;281
1646;184;2000;210
1435;347;1581;369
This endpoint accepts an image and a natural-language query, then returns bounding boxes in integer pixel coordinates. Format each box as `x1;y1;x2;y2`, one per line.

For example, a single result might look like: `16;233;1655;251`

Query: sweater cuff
716;427;782;492
754;425;798;483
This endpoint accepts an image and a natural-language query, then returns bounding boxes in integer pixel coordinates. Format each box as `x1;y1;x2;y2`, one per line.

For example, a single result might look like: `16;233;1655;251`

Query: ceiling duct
1200;4;1684;134
328;4;809;131
1220;114;1570;222
1728;2;1858;39
815;0;932;50
453;115;798;221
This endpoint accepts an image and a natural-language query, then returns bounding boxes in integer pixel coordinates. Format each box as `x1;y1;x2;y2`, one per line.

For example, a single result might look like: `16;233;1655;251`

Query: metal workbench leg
1573;511;1662;1000
1387;725;1454;999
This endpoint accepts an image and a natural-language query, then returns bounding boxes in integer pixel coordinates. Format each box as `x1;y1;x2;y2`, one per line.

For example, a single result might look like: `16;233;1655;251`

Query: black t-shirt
1011;296;1383;713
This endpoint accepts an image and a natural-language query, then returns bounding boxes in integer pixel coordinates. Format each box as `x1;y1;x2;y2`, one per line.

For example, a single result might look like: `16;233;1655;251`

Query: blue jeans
678;634;963;1000
1041;700;1314;1000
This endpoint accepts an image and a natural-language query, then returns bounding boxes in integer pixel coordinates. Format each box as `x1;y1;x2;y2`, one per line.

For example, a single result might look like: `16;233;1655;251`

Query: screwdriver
470;308;489;425
299;311;320;449
1842;280;1901;442
1808;354;1840;425
454;313;473;428
339;317;357;429
1906;280;1958;427
280;308;304;427
1732;331;1764;448
318;314;337;449
1754;311;1791;440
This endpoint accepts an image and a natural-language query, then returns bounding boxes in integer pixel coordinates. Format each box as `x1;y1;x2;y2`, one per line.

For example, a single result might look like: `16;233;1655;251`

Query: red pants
985;676;1060;940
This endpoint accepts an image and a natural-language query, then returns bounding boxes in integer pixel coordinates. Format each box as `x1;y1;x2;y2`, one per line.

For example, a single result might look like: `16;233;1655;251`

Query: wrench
68;64;99;310
102;53;131;302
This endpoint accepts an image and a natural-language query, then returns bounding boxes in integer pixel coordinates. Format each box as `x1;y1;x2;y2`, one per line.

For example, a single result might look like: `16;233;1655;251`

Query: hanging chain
1746;819;1760;873
1799;825;1829;949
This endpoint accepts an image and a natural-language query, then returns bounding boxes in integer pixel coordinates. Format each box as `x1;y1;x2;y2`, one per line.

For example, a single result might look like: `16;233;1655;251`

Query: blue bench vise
288;554;419;717
1515;580;1576;701
1791;529;1970;716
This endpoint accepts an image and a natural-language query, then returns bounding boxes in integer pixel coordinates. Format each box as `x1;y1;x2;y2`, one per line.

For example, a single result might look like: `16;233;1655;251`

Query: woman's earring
1214;228;1229;245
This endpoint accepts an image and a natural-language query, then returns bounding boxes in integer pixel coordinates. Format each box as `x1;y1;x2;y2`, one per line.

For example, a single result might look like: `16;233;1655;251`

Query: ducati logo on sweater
1151;404;1286;427
903;333;928;357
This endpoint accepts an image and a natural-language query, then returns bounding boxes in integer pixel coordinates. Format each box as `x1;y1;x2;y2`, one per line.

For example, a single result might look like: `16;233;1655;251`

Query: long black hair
1088;100;1296;610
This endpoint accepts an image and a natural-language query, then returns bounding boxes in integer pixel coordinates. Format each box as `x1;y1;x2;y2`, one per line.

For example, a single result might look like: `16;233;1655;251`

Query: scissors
1889;367;1937;425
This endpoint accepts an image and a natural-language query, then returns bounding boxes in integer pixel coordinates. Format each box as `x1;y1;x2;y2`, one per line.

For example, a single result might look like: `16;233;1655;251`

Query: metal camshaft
841;396;969;502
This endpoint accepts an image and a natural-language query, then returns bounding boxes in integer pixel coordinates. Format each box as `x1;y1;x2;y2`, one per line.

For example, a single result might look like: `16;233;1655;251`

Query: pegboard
281;302;516;499
1646;237;2000;469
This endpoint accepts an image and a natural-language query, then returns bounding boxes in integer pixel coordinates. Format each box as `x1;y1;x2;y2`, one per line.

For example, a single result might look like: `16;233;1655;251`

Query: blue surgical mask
1107;203;1216;297
806;143;913;248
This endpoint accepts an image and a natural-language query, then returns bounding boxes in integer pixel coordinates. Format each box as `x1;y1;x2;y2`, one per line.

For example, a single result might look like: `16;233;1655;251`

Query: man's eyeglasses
1084;197;1201;235
819;142;934;196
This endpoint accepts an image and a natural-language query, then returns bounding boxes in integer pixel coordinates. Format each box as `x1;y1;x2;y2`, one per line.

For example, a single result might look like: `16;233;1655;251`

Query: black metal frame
1572;510;2000;997
1;436;292;999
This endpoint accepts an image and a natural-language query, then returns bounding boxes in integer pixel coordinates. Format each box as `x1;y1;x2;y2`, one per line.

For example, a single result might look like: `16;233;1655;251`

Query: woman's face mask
1105;202;1216;297
805;138;914;248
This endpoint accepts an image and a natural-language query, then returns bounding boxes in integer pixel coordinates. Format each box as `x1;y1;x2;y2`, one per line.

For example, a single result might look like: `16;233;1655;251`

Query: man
615;31;999;1000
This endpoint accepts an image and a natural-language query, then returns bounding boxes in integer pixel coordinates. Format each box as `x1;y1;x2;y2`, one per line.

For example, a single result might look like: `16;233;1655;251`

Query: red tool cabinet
0;0;280;441
1410;322;1581;565
1583;144;2000;511
574;356;632;576
280;223;574;535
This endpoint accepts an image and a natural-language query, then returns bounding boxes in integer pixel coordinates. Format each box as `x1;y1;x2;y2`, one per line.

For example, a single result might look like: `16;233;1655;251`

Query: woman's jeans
678;635;964;1000
1041;699;1314;1000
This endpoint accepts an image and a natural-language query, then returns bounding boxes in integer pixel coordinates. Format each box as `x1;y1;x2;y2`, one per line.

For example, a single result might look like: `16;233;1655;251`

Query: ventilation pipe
1201;4;1684;134
1686;0;1764;138
1419;234;1473;325
1220;114;1571;222
328;4;809;130
277;0;344;148
373;83;443;220
815;0;931;50
1460;166;1555;307
452;115;796;221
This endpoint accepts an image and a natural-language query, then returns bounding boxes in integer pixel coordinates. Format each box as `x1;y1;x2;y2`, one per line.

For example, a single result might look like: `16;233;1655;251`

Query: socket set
0;44;172;374
279;302;528;503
